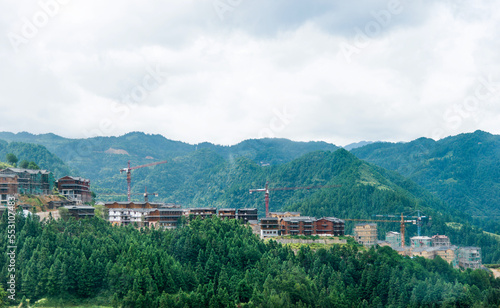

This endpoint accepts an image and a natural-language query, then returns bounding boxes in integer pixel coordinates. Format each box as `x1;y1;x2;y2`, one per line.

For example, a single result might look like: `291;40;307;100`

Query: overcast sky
1;0;499;146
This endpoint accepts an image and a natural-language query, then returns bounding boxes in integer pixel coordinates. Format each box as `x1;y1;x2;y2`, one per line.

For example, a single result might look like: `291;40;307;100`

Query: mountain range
1;130;499;262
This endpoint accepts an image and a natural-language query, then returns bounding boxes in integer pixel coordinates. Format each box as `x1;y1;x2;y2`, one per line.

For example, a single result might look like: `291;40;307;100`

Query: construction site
0;160;484;270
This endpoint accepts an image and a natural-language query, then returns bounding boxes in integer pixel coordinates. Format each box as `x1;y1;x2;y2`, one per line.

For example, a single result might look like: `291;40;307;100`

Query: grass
484;231;500;241
445;222;463;230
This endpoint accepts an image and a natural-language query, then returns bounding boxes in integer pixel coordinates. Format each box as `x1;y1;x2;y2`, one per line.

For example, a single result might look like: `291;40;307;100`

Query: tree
6;153;18;166
58;207;70;221
0;285;7;307
19;159;30;168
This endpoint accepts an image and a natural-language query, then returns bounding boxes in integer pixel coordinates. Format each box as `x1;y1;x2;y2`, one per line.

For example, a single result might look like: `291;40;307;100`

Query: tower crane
120;160;167;202
249;181;341;217
373;210;430;237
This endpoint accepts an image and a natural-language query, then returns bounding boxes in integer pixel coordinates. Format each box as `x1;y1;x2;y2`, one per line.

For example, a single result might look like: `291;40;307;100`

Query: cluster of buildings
102;202;258;228
260;212;345;238
0;167;92;204
353;223;482;269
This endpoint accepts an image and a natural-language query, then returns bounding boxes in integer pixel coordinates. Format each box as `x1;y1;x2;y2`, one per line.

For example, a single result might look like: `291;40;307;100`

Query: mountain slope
0;140;72;177
351;130;500;218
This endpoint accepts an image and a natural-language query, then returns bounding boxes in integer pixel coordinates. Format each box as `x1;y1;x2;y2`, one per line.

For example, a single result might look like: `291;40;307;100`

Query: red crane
249;181;341;217
120;160;167;202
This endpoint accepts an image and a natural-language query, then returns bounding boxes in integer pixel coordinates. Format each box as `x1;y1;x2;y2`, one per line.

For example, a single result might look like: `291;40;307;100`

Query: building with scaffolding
410;236;433;248
457;247;482;269
354;223;377;247
386;231;402;248
0;168;55;195
432;234;451;247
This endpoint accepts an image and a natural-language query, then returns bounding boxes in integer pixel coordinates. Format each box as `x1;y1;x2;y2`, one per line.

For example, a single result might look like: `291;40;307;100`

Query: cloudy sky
1;0;499;146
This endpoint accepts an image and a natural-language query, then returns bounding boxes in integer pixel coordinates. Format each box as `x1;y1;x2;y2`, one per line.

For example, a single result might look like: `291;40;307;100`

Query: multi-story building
354;223;377;247
260;217;280;238
146;208;184;228
386;231;402;248
281;216;316;236
237;208;258;223
411;236;433;248
0;168;55;195
189;207;217;219
435;246;458;265
108;208;155;226
457;247;482;269
64;205;95;220
218;208;236;220
314;217;345;236
432;234;451;247
57;176;92;204
0;174;18;205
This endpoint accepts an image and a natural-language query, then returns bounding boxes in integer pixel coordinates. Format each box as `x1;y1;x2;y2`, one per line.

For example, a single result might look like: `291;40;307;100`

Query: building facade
64;205;95;220
260;217;280;238
457;247;482;269
281;216;316;236
314;217;345;236
218;208;236;220
189;208;217;219
0;174;18;205
354;223;377;247
432;234;451;247
146;208;184;228
386;231;402;248
237;208;258;223
0;168;54;195
58;176;92;203
411;236;433;248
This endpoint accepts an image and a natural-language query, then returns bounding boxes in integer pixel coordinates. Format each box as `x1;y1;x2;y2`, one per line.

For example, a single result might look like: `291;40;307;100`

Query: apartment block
354;223;377;247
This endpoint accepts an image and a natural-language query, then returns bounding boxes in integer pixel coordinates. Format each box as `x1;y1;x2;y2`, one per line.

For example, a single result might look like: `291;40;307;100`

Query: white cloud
0;0;499;146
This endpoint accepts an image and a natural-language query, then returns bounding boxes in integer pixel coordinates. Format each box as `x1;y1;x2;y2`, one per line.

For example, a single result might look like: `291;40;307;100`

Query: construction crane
249;181;341;217
373;211;430;237
342;213;417;247
120;160;167;202
142;186;158;202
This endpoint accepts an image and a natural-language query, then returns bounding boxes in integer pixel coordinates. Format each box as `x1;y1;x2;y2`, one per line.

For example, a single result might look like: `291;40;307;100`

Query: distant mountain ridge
351;130;500;218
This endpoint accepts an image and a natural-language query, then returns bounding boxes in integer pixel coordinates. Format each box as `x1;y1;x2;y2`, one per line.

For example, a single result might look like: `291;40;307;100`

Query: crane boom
119;160;167;202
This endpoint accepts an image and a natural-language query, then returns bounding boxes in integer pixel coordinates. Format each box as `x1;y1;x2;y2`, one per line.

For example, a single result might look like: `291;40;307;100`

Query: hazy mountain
343;140;375;151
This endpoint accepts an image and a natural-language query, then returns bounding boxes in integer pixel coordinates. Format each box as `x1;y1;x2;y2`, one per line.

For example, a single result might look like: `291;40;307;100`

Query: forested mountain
351;130;500;219
0;132;339;172
1;215;499;307
0;140;72;177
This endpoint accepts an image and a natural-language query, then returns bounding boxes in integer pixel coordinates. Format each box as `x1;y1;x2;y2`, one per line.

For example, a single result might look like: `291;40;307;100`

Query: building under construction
457;247;482;269
354;223;377;247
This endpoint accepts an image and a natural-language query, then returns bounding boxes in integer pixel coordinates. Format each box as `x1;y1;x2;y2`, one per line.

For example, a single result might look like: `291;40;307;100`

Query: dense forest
0;140;72;178
351;130;500;219
1;213;499;307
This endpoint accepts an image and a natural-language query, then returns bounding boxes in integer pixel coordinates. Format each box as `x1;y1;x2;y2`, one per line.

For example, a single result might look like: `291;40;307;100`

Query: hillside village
0;163;484;271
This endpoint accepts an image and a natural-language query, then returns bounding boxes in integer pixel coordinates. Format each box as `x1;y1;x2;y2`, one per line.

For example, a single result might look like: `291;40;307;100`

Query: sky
1;0;499;146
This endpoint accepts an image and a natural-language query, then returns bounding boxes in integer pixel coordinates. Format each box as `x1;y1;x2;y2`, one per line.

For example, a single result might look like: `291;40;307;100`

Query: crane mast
120;160;167;202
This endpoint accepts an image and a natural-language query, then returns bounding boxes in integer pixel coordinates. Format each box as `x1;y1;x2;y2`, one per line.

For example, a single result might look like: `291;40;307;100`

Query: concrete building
218;208;236;220
457;247;482;269
108;208;154;226
314;217;345;236
0;168;54;195
354;223;378;247
146;208;184;228
0;174;18;205
386;231;402;248
432;234;451;247
63;205;95;220
411;236;433;248
280;216;316;236
57;176;92;204
435;246;458;266
260;217;280;238
237;208;258;223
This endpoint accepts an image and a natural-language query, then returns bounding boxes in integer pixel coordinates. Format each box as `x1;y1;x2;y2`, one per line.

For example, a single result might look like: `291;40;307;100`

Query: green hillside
351;130;500;219
1;216;499;307
0;140;73;178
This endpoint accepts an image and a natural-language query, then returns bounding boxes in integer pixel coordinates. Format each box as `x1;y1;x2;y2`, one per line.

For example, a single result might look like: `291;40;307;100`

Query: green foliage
0;216;499;307
351;130;500;219
6;153;18;165
0;140;72;177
